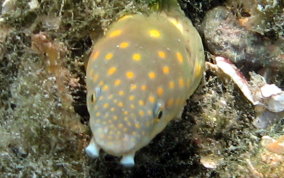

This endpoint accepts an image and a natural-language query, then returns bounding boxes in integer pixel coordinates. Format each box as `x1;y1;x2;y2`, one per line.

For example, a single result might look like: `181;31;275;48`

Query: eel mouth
93;128;138;156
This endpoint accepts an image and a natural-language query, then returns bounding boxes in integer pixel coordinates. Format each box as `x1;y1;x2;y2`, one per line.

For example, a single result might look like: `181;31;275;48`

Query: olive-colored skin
85;8;204;166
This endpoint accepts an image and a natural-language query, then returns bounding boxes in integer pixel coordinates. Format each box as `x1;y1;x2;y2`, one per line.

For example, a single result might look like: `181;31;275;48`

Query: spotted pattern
91;51;100;60
169;81;175;89
119;42;129;48
102;85;109;91
149;29;161;38
176;52;184;64
109;30;122;38
162;66;170;74
130;84;137;91
114;79;121;86
132;53;141;61
178;78;185;88
86;13;204;158
126;71;135;79
157;87;164;96
107;67;117;76
141;85;147;91
158;51;166;59
148;72;156;79
148;95;156;103
105;53;113;60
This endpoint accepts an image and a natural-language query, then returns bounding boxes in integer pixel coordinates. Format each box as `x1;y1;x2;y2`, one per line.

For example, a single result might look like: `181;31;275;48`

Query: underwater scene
0;0;283;177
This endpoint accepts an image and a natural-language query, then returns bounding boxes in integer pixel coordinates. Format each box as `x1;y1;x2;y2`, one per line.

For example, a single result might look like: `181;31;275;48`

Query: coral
0;36;86;175
31;32;72;109
226;0;284;38
246;131;284;177
188;75;257;176
201;6;284;74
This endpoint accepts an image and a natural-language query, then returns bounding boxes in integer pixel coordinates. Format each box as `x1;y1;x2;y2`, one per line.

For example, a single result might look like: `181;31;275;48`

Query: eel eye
90;87;101;103
157;110;163;119
91;94;95;102
153;100;164;119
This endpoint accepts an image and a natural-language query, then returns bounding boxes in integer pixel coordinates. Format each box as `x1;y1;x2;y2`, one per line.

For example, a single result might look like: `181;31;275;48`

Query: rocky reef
0;0;283;177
